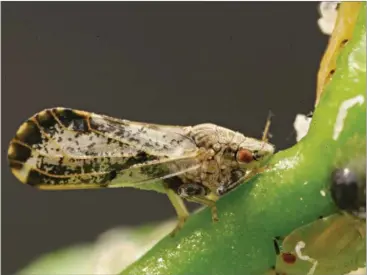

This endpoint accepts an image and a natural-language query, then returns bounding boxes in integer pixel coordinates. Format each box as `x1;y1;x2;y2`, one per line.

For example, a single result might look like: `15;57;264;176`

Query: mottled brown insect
8;108;274;234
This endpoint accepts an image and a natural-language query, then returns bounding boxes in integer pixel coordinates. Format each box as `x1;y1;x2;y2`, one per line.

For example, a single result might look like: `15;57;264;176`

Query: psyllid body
8;107;274;234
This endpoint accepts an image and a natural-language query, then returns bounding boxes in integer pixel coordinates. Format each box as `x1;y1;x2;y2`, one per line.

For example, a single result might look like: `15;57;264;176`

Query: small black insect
330;159;366;219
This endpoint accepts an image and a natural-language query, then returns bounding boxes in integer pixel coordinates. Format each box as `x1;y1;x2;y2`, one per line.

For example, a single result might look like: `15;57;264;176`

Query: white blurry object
18;220;177;275
90;220;176;274
346;267;367;275
318;2;339;35
293;114;312;142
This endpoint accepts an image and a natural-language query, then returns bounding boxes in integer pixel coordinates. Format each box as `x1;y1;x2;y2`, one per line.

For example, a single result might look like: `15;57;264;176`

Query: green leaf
275;213;365;275
121;4;366;275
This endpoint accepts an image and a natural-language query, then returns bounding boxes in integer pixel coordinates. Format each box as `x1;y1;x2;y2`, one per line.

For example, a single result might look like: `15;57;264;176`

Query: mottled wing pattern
8;108;200;190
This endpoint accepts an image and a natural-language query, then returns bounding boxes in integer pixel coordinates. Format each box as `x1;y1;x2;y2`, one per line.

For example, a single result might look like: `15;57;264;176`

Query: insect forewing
8;108;200;192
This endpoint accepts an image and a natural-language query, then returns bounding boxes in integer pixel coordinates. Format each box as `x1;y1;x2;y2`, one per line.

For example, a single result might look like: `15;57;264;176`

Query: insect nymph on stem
8;108;275;235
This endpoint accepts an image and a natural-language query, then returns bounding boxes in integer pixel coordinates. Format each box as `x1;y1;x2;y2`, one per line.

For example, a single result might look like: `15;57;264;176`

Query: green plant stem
121;4;366;275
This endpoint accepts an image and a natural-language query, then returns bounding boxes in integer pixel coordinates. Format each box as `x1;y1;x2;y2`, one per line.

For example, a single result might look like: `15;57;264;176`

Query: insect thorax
176;124;247;193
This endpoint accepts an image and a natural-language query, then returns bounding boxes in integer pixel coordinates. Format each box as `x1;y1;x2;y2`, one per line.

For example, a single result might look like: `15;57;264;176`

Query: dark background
2;2;327;274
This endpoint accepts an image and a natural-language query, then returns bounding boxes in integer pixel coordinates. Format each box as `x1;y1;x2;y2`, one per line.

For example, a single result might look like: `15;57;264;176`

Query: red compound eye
236;149;254;163
282;252;297;264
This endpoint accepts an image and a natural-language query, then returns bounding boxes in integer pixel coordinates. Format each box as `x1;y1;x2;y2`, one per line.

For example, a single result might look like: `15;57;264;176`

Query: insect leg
165;187;190;237
244;165;268;182
177;183;219;222
163;178;190;237
219;168;265;195
186;195;219;222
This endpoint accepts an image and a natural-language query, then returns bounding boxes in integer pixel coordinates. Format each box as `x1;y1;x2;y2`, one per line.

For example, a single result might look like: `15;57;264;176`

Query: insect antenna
262;110;274;142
